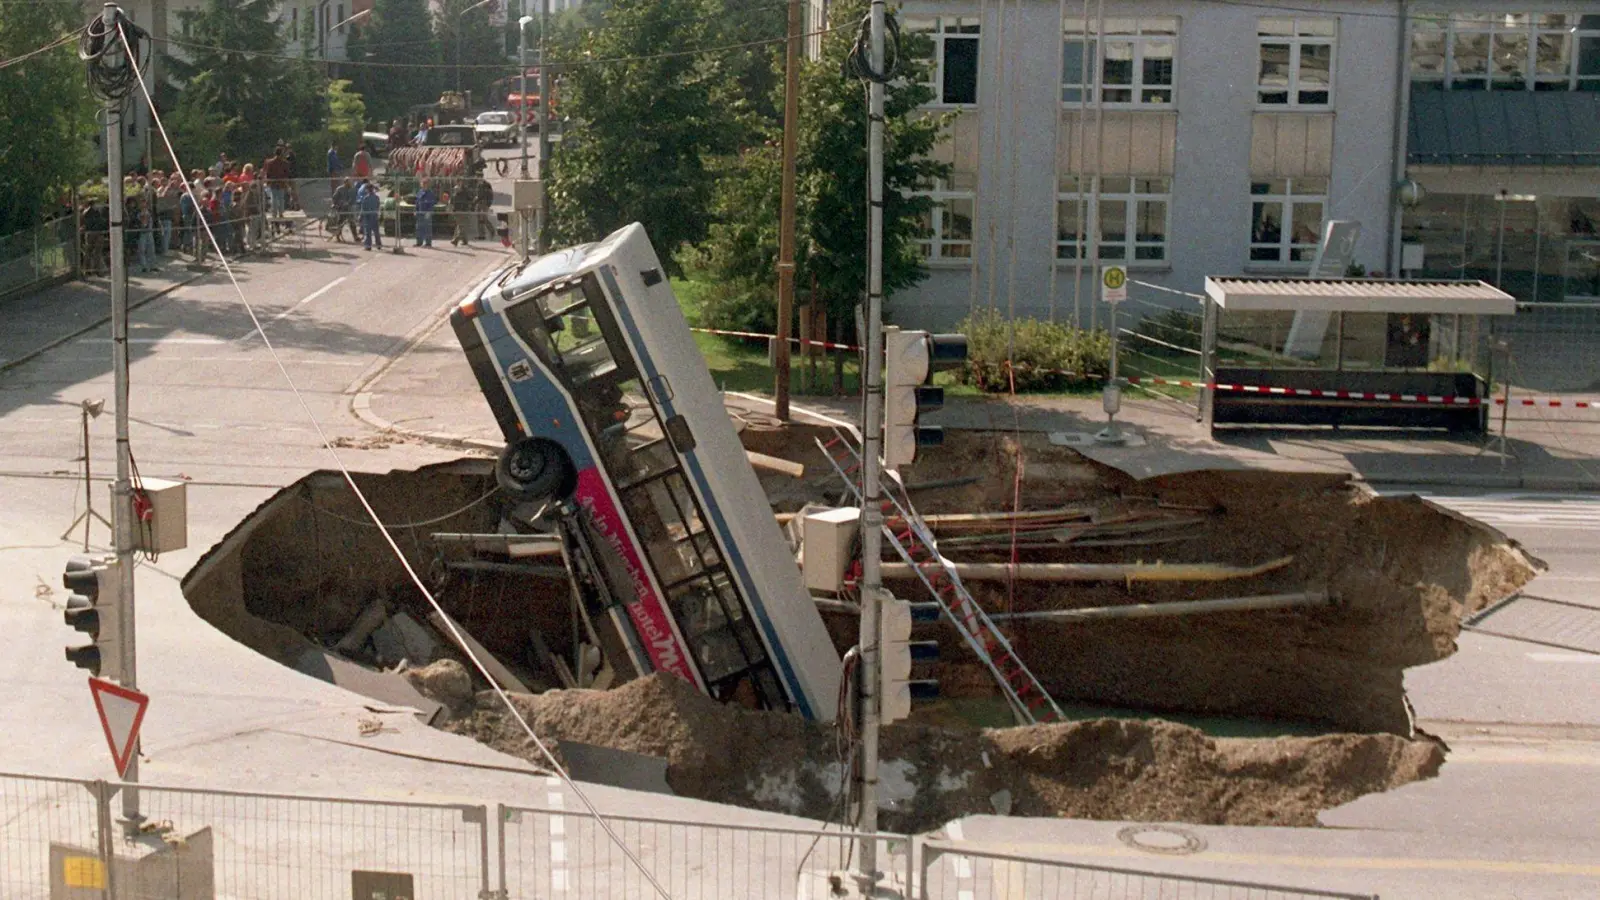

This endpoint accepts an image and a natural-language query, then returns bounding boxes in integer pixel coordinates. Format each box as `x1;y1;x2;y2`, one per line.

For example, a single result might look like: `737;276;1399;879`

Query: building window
336;4;345;33
1410;12;1600;91
1062;17;1177;106
1258;18;1335;107
904;16;980;106
1249;177;1326;264
916;177;975;262
289;6;299;40
1056;176;1171;264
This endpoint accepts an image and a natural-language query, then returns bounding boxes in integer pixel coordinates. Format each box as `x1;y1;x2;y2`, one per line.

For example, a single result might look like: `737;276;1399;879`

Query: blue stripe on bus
597;268;815;720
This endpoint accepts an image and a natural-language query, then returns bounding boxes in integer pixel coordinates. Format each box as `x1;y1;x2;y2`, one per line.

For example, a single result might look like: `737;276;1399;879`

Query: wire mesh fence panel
501;803;913;899
127;784;488;900
920;844;1377;900
0;773;106;900
0;217;76;298
1115;298;1205;411
1501;303;1600;395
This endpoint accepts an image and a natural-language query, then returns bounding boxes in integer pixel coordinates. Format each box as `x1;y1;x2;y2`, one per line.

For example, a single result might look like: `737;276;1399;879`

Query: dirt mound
451;675;1445;833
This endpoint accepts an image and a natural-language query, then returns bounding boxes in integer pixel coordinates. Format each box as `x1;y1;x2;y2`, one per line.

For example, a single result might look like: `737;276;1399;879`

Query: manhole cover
1115;825;1206;856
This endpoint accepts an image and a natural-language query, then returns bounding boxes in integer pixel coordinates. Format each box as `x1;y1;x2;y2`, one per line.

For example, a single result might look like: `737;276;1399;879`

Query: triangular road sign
89;677;148;778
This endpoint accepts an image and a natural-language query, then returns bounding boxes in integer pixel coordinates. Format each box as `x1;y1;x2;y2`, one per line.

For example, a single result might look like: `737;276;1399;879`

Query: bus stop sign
1101;266;1128;304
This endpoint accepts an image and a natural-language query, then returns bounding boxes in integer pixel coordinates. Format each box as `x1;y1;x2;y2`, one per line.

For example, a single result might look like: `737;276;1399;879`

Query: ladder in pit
817;433;1064;725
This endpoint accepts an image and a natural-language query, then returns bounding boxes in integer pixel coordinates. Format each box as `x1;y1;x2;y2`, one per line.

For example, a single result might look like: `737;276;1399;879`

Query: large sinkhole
181;428;1540;832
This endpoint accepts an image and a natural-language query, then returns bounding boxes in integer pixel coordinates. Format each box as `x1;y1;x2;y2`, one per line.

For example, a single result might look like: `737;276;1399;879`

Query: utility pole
855;0;888;884
773;0;801;420
98;1;142;831
518;14;533;262
535;0;550;255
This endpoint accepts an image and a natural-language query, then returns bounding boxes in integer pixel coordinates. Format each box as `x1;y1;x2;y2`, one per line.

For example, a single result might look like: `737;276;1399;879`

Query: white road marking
1528;652;1600;663
52;356;368;366
545;775;566;894
237;276;347;340
1409;493;1600;530
82;337;228;345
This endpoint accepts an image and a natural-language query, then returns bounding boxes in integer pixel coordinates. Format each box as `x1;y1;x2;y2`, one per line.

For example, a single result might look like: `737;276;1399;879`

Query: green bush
697;276;777;335
957;310;1111;392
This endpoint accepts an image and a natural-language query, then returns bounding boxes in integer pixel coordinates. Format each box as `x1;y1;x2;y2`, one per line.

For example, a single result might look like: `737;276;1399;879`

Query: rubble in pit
447;673;1446;833
748;424;1543;734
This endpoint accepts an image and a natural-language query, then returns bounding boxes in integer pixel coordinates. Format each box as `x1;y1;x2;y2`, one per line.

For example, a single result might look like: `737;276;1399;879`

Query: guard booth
1200;277;1516;433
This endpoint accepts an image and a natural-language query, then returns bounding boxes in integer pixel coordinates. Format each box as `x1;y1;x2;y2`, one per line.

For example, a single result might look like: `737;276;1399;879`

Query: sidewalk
0;263;201;373
355;307;1600;491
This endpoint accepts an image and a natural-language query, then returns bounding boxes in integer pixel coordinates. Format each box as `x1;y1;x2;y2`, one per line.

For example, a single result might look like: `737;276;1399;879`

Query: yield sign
89;677;148;778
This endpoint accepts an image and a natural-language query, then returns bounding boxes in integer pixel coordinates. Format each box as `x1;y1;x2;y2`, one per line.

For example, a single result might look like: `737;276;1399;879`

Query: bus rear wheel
497;438;572;500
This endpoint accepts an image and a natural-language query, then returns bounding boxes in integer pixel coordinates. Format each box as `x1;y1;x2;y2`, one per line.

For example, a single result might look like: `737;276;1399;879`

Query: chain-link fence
0;771;1384;900
0;216;78;301
919;842;1378;900
500;801;914;899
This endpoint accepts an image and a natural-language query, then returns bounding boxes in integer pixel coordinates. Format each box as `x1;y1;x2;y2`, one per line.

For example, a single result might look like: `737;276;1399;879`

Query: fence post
495;804;508;900
90;780;117;900
461;804;493;900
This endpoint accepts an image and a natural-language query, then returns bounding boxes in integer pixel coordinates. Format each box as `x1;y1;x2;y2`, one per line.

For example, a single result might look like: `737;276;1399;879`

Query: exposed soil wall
751;425;1541;733
451;674;1446;833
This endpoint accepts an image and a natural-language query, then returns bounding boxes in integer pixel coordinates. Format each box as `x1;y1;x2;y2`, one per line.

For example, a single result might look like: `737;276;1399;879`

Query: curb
345;253;510;454
0;272;204;374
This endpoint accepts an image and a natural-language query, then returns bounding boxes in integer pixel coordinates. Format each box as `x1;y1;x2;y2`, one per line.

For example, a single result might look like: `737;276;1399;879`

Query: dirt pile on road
450;674;1445;833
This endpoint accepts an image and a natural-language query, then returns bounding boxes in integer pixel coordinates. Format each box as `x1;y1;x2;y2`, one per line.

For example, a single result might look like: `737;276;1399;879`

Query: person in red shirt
261;150;291;220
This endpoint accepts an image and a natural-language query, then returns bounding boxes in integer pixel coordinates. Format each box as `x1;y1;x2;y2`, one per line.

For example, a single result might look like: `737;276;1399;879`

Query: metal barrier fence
501;801;913;899
920;842;1378;900
1114;294;1205;416
0;216;77;301
2;771;1380;900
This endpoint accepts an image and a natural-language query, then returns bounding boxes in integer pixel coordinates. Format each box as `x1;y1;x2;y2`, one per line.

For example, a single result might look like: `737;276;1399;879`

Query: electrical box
802;506;860;593
512;179;544;210
133;477;188;553
1401;242;1426;272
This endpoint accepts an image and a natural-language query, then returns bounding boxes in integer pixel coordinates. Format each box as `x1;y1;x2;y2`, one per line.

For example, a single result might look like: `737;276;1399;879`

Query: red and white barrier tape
688;326;1598;410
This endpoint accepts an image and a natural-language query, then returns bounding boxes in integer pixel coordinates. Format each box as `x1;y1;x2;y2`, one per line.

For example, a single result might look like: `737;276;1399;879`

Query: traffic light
883;327;968;470
878;591;940;724
63;555;122;682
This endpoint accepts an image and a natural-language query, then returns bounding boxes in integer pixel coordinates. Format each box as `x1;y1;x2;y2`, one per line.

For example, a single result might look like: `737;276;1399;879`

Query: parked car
360;131;389;158
474;111;519;148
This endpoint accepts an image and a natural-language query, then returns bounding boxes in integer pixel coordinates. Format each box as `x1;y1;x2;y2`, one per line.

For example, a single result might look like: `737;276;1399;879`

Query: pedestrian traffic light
63;555;122;682
883;327;968;470
878;591;940;725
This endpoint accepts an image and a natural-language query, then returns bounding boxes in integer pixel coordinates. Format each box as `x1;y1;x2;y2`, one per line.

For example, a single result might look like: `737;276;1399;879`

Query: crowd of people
75;133;504;270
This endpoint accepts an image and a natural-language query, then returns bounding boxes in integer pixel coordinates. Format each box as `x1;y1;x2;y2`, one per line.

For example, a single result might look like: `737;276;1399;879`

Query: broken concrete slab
372;610;441;665
558;741;672;796
333;597;391;654
293;648;445;724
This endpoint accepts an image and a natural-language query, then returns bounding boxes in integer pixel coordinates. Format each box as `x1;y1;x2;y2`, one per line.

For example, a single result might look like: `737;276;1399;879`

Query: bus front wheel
497;438;572;499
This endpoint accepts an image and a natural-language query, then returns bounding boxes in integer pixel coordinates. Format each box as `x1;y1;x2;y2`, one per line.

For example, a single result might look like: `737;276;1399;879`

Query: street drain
1116;824;1206;855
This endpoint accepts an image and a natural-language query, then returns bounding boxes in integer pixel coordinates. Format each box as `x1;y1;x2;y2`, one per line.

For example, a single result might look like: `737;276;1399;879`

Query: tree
325;79;367;138
0;0;96;233
166;0;323;158
344;0;440;123
544;0;751;270
694;0;949;334
436;0;506;108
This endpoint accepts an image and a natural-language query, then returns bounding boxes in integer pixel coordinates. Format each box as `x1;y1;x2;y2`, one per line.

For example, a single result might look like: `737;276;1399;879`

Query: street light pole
519;16;531;179
774;0;800;420
856;0;888;884
535;0;549;255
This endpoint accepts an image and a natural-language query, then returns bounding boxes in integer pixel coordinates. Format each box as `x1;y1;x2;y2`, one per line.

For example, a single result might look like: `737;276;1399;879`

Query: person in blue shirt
326;144;342;194
413;180;438;247
357;180;383;250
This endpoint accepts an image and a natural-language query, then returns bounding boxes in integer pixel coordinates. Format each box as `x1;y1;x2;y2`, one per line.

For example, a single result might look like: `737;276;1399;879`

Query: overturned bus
450;223;842;720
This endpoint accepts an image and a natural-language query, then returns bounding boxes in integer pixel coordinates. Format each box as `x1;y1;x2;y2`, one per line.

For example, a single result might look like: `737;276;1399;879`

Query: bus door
504;276;792;711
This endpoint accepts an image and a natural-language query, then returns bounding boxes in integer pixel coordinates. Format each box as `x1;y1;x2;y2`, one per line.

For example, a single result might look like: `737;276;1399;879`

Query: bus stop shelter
1200;277;1516;433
